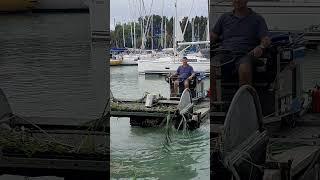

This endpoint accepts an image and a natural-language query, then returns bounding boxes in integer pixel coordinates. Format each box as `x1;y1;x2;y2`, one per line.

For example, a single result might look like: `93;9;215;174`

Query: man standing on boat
172;57;196;96
210;0;271;86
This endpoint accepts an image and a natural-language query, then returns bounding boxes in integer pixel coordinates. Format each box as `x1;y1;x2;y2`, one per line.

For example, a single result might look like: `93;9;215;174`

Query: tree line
111;15;208;49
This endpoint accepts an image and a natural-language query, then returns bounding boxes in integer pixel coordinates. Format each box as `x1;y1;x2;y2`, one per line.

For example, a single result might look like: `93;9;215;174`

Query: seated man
210;0;271;86
172;57;196;96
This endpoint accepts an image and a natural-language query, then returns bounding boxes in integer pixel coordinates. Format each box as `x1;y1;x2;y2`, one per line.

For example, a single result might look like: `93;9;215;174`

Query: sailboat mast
192;18;195;42
122;22;126;47
141;18;144;49
164;19;167;49
151;15;154;50
173;0;177;57
197;22;200;41
161;0;164;48
134;21;136;49
207;0;210;42
140;0;144;49
131;21;134;48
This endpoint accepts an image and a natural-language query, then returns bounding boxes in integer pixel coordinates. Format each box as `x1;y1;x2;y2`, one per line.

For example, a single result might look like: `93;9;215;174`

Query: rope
12;115;75;149
224;145;265;180
211;58;236;67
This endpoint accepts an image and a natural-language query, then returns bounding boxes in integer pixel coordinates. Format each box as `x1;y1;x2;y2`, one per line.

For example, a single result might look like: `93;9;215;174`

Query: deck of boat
264;113;320;179
111;98;209;119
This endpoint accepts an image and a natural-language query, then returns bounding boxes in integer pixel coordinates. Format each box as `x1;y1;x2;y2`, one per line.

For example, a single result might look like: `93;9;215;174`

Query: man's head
181;57;188;66
232;0;248;10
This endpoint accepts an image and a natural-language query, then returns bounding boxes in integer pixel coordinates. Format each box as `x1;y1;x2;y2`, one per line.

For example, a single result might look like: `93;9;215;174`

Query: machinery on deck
166;72;207;99
211;32;305;124
210;32;306;179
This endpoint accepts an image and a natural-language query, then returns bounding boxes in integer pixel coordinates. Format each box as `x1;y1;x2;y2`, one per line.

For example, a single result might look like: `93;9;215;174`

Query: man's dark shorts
211;53;253;73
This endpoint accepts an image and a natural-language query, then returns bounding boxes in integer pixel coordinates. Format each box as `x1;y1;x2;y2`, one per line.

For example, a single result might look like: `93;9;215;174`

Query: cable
13;115;75;148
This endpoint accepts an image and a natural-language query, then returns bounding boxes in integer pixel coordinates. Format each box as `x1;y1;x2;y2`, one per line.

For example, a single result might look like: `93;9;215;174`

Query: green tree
111;15;208;49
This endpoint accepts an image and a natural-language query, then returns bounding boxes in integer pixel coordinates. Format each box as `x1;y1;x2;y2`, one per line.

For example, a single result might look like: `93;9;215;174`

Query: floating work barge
111;97;210;130
111;72;210;129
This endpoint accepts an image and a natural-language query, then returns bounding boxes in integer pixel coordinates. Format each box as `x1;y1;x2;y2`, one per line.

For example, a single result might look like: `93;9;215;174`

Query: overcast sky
110;0;208;30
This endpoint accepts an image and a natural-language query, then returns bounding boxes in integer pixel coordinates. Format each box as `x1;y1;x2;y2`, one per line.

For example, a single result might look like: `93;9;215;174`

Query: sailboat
121;0;159;65
122;49;157;65
110;54;123;66
137;0;210;75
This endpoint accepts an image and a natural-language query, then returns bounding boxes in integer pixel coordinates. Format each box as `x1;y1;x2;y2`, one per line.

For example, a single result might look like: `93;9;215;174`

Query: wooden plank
299;113;320;121
270;138;320;146
16;116;92;126
296;120;320;127
271;126;320;139
264;116;281;124
110;111;168;118
210;124;224;134
196;107;210;119
10;116;107;131
29;129;108;135
211;112;226;117
211;101;230;105
158;99;179;104
0;156;107;172
263;169;282;180
270;146;320;176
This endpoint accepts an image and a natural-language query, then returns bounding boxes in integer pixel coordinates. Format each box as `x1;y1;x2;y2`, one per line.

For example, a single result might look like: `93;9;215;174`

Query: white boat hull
122;54;157;65
138;56;210;75
122;55;139;65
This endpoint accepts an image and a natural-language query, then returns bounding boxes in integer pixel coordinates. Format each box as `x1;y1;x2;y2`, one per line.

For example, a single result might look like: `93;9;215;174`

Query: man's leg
238;56;253;86
184;79;190;89
173;80;179;96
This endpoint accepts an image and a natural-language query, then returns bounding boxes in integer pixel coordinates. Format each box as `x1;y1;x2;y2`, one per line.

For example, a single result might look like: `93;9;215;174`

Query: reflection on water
111;66;210;179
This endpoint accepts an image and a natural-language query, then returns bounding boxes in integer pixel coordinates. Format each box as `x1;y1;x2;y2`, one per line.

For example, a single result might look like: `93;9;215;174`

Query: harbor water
110;66;210;179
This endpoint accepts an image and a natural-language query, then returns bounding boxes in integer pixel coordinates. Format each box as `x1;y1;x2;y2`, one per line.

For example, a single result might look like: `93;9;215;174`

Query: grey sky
110;0;208;30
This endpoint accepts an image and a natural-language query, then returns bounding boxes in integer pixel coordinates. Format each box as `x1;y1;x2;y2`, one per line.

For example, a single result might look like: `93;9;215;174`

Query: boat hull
138;56;210;75
110;59;122;66
122;55;139;65
122;54;158;65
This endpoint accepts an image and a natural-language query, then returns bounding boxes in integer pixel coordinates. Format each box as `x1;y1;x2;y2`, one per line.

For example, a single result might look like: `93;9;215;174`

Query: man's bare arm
210;32;220;44
260;36;271;48
249;36;272;57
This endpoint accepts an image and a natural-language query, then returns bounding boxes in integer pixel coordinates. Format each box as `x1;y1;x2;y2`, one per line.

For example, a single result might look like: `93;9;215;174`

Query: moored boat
138;54;210;75
110;58;123;66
